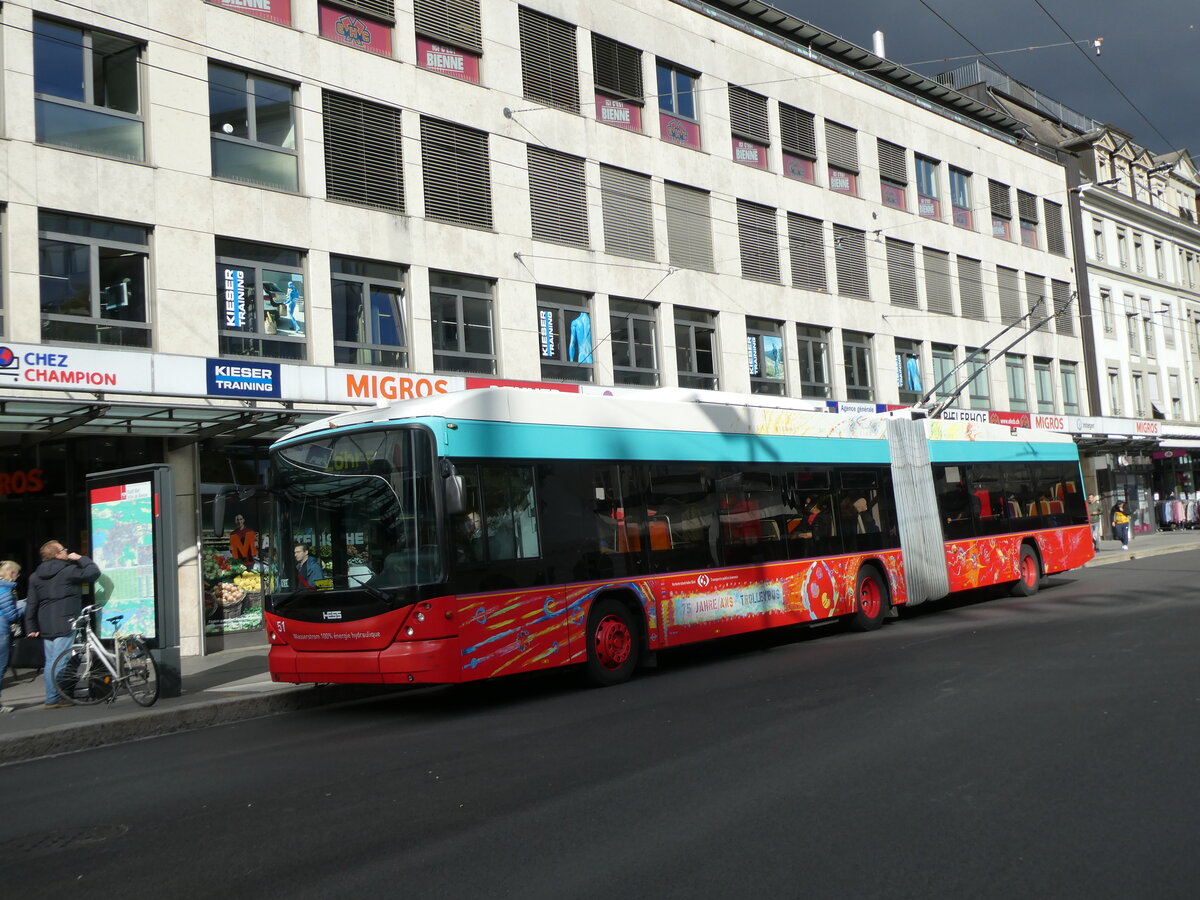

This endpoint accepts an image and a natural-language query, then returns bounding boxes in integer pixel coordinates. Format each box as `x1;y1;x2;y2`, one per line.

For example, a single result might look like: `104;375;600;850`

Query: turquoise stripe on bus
927;440;1080;463
441;420;891;463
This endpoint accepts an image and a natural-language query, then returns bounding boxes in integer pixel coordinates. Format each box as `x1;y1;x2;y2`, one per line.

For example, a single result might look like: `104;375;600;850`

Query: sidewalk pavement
3;529;1198;766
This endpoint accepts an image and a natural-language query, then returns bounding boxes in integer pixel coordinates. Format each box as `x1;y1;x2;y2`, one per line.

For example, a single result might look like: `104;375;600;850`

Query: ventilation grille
958;256;986;320
600;165;654;260
665;182;714;271
788;213;826;291
413;0;482;52
834;224;869;299
923;248;952;315
420;116;492;228
518;7;579;112
737;199;780;283
528;145;588;248
886;238;918;307
323;91;404;213
728;86;769;143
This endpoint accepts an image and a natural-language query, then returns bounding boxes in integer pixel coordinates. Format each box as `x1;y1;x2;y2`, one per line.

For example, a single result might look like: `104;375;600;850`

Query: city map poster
89;480;158;640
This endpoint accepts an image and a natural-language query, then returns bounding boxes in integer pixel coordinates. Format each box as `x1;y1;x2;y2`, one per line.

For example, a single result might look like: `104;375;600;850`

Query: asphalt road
2;555;1199;899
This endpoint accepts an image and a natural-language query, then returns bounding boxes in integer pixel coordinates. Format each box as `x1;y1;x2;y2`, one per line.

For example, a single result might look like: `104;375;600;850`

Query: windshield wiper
271;589;315;612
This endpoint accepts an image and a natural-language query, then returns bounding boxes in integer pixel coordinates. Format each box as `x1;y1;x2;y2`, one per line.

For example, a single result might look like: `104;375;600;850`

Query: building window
318;2;394;57
894;338;923;405
33;18;144;161
950;167;972;229
331;256;407;368
592;33;643;131
924;248;952;315
1100;288;1114;334
966;348;990;409
916;155;940;219
664;182;714;271
886;239;918;308
1091;218;1105;261
843;331;873;401
1044;200;1065;256
1169;373;1183;419
1116;229;1129;268
1061;361;1080;415
657;61;701;150
989;180;1012;240
1026;273;1050;332
1142;298;1156;357
1017;190;1039;249
420;116;492;228
796;325;831;399
737;200;780;283
788;213;827;291
780;103;817;183
215;238;306;360
675;306;718;390
1134;233;1146;272
1162;301;1176;349
957;256;985;321
430;271;494;374
878;140;908;210
610;297;658;386
825;121;858;195
1108;369;1122;417
1126;309;1140;354
518;7;578;112
209;63;298;192
931;344;955;404
528;145;588;248
1034;358;1054;413
600;165;654;261
997;266;1021;324
537;287;593;383
1052;280;1074;337
833;225;869;300
322;91;404;212
747;317;785;396
1005;354;1027;412
39;211;151;348
729;86;769;169
414;0;483;82
1154;240;1165;277
1132;372;1146;417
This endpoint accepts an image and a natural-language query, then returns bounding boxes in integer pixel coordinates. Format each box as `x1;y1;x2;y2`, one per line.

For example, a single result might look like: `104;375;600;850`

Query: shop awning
1160;439;1200;449
0;398;341;447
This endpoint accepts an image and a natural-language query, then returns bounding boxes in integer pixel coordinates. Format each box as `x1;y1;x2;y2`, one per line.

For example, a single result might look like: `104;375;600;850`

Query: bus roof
272;387;1077;465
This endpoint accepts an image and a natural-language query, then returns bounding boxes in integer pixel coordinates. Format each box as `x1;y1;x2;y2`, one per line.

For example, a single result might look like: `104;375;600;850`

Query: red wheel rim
1021;554;1037;587
594;614;632;670
858;577;882;619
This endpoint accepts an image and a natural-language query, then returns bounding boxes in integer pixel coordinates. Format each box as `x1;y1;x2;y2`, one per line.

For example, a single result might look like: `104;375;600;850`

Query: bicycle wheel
54;644;116;706
122;638;160;707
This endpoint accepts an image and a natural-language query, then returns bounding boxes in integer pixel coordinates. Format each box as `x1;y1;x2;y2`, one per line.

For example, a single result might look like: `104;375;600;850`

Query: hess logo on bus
323;610;343;621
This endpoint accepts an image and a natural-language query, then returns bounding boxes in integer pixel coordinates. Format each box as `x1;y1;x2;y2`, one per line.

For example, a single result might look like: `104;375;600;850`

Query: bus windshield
268;426;442;594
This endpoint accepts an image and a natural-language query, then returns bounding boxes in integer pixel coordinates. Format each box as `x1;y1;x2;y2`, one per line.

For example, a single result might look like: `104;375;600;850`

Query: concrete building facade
1;0;1085;655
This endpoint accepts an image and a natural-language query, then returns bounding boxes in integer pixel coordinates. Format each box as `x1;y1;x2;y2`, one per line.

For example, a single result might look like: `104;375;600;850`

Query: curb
1083;543;1200;568
0;684;397;767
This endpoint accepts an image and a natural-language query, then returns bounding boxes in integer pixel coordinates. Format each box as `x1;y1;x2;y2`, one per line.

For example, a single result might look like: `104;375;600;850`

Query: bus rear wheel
850;566;889;631
1011;545;1041;597
584;598;639;687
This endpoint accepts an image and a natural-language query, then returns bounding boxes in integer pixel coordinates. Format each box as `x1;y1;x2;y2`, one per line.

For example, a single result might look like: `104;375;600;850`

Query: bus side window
480;465;541;560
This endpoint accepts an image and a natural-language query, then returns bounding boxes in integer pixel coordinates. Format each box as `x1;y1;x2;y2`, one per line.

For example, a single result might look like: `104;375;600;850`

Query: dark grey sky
774;0;1199;160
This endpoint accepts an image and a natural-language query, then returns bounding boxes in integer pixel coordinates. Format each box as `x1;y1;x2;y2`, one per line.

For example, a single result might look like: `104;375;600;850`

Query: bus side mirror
442;461;466;515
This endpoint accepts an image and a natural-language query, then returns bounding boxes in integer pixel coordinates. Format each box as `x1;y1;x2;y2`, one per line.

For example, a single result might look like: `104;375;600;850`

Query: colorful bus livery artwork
261;388;1093;688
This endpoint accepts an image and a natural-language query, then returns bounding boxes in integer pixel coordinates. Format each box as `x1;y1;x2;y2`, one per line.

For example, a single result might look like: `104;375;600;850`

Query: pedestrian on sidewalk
23;541;101;709
1087;494;1103;551
1111;501;1131;551
0;559;22;714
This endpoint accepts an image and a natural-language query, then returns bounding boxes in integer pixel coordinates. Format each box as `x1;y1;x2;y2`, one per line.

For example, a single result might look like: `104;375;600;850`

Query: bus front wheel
850;566;889;631
1011;545;1041;597
584;598;639;687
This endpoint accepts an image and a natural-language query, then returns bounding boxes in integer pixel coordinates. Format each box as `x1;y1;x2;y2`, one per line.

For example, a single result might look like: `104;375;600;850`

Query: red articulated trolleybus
262;388;1093;687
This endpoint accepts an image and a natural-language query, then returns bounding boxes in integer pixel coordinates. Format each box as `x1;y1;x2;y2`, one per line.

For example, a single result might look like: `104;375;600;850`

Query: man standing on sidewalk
1087;494;1103;551
23;540;101;709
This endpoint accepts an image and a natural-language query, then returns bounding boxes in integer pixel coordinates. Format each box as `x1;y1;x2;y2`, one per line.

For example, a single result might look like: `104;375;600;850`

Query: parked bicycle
53;604;160;707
